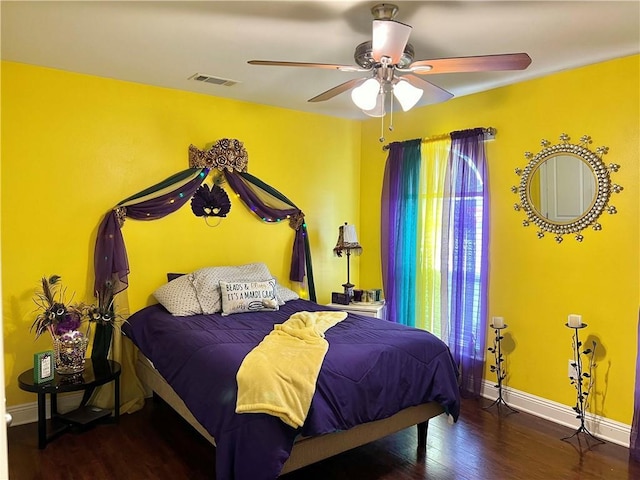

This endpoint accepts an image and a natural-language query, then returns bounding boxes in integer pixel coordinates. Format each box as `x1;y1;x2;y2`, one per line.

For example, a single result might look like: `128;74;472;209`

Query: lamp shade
351;78;380;111
333;222;363;256
393;78;423;111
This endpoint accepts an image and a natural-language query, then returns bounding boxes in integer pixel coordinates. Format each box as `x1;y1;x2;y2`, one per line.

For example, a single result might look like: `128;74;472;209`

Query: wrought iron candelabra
484;320;518;413
562;322;604;446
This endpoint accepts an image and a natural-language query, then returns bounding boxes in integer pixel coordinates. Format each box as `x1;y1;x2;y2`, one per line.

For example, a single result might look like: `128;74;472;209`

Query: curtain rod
381;127;497;151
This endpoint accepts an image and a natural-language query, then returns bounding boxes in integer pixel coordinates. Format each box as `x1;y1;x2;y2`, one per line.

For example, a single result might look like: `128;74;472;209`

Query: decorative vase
91;323;113;362
53;330;89;374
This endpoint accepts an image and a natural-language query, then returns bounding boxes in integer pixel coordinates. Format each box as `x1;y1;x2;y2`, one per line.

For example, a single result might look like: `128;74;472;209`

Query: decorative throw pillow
190;263;275;314
219;279;279;316
153;274;203;316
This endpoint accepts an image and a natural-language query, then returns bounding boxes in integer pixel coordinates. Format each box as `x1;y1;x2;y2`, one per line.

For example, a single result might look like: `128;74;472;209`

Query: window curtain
442;128;490;398
381;139;421;327
380;128;489;398
416;135;451;338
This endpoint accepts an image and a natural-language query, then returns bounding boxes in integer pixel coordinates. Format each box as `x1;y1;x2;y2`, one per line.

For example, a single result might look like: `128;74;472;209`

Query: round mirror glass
527;154;597;224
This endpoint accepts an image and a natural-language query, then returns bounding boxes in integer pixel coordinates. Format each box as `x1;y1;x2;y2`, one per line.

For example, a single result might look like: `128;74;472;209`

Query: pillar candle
568;314;582;328
492;316;504;328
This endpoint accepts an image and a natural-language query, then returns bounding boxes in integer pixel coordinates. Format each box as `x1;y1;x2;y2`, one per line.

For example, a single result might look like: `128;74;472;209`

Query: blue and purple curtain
381;128;489;398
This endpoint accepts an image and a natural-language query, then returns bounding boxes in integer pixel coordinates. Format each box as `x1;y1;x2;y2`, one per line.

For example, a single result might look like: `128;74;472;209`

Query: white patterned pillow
153;274;202;316
276;283;300;303
190;263;275;314
219;279;279;316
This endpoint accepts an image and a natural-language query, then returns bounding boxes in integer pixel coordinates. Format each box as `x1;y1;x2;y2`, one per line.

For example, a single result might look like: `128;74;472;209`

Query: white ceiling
2;1;639;120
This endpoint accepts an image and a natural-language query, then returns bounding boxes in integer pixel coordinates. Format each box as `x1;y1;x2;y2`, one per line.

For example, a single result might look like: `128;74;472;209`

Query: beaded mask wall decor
191;182;231;226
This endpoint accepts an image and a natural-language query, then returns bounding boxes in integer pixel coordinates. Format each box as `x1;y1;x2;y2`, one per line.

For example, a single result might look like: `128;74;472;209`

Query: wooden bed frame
134;352;446;475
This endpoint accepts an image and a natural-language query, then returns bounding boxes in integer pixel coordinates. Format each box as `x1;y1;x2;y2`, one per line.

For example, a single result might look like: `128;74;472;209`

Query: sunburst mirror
512;133;622;243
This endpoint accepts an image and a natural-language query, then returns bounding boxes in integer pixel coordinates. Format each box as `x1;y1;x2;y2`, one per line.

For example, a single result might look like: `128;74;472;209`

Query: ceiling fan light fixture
372;19;412;63
351;78;380;110
393;78;423;111
411;65;433;73
362;91;386;117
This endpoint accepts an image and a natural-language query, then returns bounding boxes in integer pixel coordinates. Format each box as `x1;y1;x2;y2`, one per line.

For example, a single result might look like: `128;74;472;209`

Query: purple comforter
123;299;460;480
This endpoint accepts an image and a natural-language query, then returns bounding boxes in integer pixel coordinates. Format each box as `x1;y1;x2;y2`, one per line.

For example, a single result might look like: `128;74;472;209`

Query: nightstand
326;301;386;320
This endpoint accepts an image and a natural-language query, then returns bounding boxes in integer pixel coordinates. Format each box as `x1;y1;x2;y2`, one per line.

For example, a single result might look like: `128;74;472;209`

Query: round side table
18;359;121;449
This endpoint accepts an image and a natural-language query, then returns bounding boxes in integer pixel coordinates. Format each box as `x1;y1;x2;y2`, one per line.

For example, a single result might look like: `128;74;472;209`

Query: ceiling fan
248;3;532;117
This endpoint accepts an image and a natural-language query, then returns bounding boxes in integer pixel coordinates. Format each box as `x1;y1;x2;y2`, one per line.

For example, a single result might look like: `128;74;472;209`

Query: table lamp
333;222;362;300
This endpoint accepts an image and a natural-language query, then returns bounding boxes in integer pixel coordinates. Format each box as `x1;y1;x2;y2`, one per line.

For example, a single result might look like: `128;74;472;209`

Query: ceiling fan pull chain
389;93;394;133
379;113;385;143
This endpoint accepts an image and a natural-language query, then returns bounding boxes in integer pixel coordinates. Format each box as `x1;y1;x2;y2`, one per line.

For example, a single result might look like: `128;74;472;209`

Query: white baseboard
481;380;631;448
9;384;631;449
8;392;84;427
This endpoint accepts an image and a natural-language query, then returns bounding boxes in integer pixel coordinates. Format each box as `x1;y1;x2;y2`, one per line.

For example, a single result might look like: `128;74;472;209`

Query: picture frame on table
331;292;350;305
33;350;54;383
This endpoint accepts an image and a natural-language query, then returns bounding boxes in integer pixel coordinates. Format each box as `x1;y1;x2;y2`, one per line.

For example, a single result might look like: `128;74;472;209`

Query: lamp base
342;282;354;301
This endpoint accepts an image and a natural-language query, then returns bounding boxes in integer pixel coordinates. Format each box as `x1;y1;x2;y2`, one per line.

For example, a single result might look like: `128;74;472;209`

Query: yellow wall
3;56;638;427
1;61;361;406
360;55;639;425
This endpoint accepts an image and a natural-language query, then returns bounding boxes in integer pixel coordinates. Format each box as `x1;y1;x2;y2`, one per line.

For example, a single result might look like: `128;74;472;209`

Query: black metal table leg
18;360;122;448
37;393;46;449
80;387;95;407
114;376;120;422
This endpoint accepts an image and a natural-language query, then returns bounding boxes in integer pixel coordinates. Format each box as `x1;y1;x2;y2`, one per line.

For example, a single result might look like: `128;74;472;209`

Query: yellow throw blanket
235;310;347;428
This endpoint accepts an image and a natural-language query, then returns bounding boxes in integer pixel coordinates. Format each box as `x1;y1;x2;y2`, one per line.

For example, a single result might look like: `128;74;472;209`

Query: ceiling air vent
189;73;239;87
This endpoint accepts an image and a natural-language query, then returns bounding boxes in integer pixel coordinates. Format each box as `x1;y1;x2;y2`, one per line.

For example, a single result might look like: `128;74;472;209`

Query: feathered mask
191;184;231;222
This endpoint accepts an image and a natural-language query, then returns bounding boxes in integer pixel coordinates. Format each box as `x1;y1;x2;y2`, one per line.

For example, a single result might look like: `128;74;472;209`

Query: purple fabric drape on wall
94;163;317;303
443;128;489;398
94;169;208;295
223;171;307;284
289;227;307;283
94;210;129;295
631;310;640;461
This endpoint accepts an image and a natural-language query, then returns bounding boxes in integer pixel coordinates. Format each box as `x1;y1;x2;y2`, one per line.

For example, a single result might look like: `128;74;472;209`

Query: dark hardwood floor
8;397;638;479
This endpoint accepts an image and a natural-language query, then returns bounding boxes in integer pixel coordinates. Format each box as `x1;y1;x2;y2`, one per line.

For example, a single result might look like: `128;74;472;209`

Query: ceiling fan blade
372;20;412;64
308;78;366;103
248;60;367;73
402;74;454;105
409;53;532;74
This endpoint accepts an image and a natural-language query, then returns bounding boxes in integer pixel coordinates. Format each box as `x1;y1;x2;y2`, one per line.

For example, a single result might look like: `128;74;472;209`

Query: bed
122;276;460;480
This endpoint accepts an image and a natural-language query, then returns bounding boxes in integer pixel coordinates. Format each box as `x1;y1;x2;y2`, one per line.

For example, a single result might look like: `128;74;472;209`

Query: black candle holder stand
561;322;604;447
484;323;518;413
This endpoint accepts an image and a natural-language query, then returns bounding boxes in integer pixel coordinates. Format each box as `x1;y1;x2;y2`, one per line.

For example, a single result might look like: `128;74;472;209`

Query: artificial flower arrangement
31;275;83;340
31;275;119;373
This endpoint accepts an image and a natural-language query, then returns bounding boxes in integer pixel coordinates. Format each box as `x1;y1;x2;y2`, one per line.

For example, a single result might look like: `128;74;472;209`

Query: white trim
7;392;84;427
481;380;631;447
10;383;631;449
